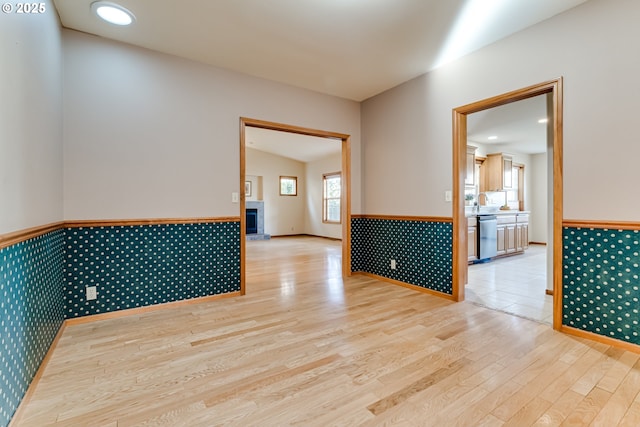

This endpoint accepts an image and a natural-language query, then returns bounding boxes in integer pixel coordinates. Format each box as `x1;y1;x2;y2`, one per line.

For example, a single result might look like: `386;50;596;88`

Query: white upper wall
62;30;361;220
305;153;342;239
531;153;548;243
362;0;640;221
247;149;341;238
246;148;306;236
0;0;63;234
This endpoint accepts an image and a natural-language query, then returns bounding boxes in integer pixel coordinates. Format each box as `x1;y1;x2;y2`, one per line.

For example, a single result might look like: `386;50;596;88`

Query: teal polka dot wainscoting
63;222;241;318
0;230;65;427
351;217;453;295
1;220;241;425
563;226;640;345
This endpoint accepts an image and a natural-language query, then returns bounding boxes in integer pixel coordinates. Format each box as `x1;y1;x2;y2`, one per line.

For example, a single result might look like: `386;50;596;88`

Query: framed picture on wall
245;181;252;197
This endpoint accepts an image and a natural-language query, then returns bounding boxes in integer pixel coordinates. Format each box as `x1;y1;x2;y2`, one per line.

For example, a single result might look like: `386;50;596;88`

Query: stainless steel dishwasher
478;214;497;260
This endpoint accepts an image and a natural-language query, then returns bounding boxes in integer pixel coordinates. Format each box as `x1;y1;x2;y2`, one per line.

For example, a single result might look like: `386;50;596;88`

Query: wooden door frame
452;78;563;330
239;117;352;295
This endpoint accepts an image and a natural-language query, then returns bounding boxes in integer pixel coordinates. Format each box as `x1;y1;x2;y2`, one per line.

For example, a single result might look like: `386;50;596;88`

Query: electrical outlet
86;286;97;301
390;259;396;270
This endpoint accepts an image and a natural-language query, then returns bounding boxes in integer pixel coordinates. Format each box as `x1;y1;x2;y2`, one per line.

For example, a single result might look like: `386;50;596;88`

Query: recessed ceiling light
91;1;135;26
538;118;548;124
488;136;498;140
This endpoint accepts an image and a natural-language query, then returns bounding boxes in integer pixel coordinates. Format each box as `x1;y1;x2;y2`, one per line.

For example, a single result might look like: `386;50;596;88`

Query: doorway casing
239;117;352;295
452;78;563;330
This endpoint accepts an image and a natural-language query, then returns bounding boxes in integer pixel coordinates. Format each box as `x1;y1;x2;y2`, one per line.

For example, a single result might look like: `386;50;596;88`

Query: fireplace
246;209;258;234
245;201;270;240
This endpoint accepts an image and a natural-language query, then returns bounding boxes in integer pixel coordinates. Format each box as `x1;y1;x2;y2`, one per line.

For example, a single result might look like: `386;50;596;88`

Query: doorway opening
465;95;550;323
452;79;563;330
239;117;352;295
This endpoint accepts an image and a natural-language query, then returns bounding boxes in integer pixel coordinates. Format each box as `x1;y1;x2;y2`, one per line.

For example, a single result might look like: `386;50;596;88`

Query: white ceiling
53;1;582;159
467;95;549;155
53;0;588;102
246;127;341;163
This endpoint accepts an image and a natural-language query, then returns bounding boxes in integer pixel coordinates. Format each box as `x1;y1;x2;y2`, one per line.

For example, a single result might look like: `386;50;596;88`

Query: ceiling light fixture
91;1;135;26
488;136;498;140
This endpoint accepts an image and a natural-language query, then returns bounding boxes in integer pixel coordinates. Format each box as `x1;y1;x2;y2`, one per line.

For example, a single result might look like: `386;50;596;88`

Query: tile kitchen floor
465;244;553;324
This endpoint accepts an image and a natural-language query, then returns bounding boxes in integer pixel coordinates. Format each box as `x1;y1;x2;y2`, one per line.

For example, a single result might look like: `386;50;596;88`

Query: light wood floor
15;236;640;426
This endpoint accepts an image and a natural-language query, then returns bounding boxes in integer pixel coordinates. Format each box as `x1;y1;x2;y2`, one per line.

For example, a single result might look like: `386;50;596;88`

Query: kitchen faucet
475;192;489;212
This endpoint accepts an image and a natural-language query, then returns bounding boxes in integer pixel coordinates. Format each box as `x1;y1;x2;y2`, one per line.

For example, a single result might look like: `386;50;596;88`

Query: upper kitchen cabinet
465;145;477;186
485;153;513;191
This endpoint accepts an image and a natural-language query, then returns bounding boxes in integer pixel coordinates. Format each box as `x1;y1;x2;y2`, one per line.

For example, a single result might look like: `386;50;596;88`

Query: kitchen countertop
465;209;529;217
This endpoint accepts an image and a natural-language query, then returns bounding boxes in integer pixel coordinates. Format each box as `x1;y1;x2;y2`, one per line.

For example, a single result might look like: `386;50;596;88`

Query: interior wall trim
452;78;563;324
7;322;67;427
65;291;242;326
270;234;342;241
563;220;640;230
351;214;453;223
0;222;65;250
560;325;640;355
353;272;457;301
0;217;242;250
240;116;353;292
65;217;241;228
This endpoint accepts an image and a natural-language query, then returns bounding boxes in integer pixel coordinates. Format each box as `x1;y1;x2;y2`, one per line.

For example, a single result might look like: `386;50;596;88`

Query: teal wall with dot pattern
63;222;241;318
351;218;453;295
5;221;640;425
1;221;241;426
563;226;640;345
0;230;65;427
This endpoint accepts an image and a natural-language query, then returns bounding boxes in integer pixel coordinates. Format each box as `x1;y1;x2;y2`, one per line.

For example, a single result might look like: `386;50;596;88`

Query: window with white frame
323;172;341;223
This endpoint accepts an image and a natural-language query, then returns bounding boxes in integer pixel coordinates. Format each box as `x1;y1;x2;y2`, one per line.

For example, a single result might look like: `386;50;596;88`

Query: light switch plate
232;192;239;203
445;190;452;202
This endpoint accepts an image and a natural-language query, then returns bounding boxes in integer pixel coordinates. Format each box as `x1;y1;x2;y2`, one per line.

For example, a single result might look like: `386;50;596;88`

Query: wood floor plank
596;351;640;394
445;380;522;427
590;358;640;426
531;389;584;426
503;396;552;427
367;358;471;415
540;345;610;404
12;236;640;427
477;413;506;427
560;386;612;426
618;401;640;427
568;346;624;396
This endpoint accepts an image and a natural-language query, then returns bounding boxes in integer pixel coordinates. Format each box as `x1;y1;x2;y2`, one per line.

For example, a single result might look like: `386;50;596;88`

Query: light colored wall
361;0;640;221
305;153;342;239
531;153;548;243
245;175;261;202
246;148;305;236
62;30;361;220
0;1;62;234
